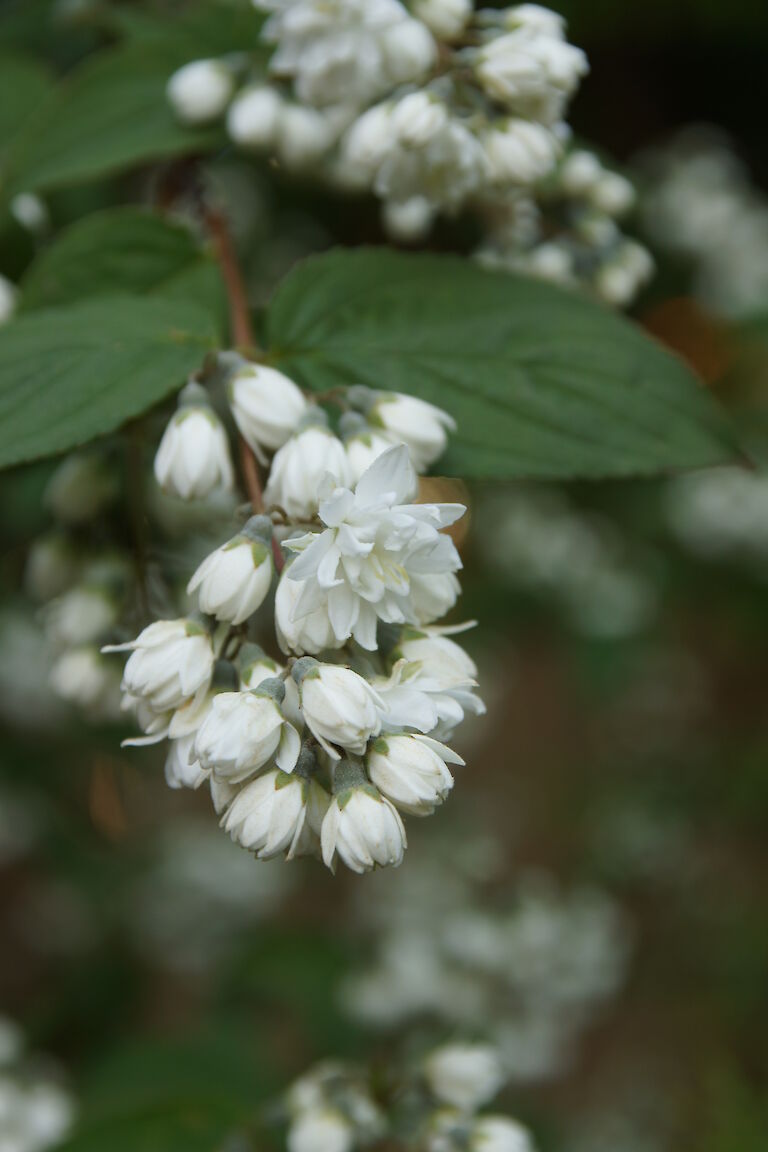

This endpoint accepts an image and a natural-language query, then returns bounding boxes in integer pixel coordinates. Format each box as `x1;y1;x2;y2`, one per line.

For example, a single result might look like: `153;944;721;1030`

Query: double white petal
285;445;464;651
321;785;407;874
194;690;300;783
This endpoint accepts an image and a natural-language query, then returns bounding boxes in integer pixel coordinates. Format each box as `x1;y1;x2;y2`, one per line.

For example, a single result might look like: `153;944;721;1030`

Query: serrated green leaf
3;44;218;197
0;296;217;469
265;248;738;480
21;208;225;328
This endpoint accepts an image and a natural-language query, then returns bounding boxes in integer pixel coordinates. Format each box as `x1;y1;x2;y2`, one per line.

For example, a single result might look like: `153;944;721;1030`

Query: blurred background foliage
1;0;768;1150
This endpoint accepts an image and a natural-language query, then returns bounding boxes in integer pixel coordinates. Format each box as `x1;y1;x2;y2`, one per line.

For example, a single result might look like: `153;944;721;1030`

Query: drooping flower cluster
166;1;652;306
106;356;483;874
280;1041;535;1152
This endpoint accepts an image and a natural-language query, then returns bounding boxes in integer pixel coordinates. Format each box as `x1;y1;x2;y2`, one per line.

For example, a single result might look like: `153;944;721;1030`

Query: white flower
504;4;566;36
393;628;485;736
154;386;234;501
167;59;234;124
379;17;437;84
165;733;209;790
295;661;382;758
222;767;330;859
0;274;17;325
390;91;449;148
409;572;461;623
229;362;308;463
342;418;396;485
482;120;560;185
285;446;464;650
25;534;78;601
368;393;455;471
396;628;478;684
470;1115;534;1152
287;1106;355;1152
321;779;407;873
559;148;603;194
590;171;636;216
226;85;284;148
44;452;117;524
10;192;49;233
194;686;300;783
43;586;118;649
476;26;588;122
264;418;351;520
343;102;398;173
275;564;340;656
413;0;471;40
187;517;273;625
366;733;461;815
425;1044;505;1113
382;196;435;241
278;104;339;169
104;618;214;713
50;647;122;715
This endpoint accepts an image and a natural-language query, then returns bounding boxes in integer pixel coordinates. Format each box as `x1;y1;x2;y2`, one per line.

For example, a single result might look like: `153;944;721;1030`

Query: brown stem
203;205;267;518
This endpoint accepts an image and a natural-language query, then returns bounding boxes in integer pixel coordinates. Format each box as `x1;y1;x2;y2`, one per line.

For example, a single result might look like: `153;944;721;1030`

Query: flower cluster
166;1;651;306
281;1043;534;1152
107;357;483;873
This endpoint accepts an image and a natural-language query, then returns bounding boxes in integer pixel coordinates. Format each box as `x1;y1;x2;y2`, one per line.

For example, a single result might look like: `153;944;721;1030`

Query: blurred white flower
287;1106;355;1152
0;274;17;325
49;647;122;717
424;1043;505;1113
413;0;471;40
264;417;351;519
470;1114;534;1152
226;85;284;148
167;58;234;124
43;585;118;650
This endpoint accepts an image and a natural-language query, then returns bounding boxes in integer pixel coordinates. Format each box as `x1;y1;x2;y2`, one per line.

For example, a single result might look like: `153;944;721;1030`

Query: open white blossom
285;446;464;650
104;619;214;714
187;516;274;624
228;362;308;463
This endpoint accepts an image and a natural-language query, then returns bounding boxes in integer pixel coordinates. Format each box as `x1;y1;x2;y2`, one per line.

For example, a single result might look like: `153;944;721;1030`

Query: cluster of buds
166;1;651;306
107;358;483;874
281;1042;533;1152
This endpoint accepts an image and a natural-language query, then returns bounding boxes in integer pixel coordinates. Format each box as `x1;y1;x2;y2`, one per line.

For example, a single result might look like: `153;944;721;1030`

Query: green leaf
265;248;738;480
0;53;53;157
0;296;217;469
21;208;225;325
3;44;218;197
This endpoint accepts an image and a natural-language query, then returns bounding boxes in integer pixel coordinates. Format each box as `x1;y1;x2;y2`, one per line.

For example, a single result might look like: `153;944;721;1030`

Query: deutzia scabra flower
228;362;308;464
187;516;274;625
167;59;235;124
293;660;382;758
284;445;464;650
288;1108;355;1152
366;733;461;816
222;750;329;860
321;760;407;874
154;383;234;500
264;411;351;520
413;0;472;40
164;732;208;791
105;618;214;714
424;1043;506;1112
353;388;456;472
194;679;300;783
275;561;338;656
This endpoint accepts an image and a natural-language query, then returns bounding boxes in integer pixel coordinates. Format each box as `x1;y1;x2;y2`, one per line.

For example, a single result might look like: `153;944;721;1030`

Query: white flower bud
470;1115;534;1152
504;4;566;36
10;192;49;233
368;392;455;471
413;0;472;41
343;103;397;174
165;733;209;790
425;1043;505;1112
44;452;117;524
222;768;329;860
43;585;118;649
559;148;602;194
275;567;340;656
278;104;336;169
50;647;122;716
366;733;461;815
167;59;234;125
0;274;17;325
104;618;214;713
238;646;285;691
483;120;559;185
390;92;448;148
343;425;396;485
382;196;435;242
381;18;438;84
194;687;300;783
226;85;283;148
321;778;407;874
154;387;234;501
229;363;308;463
589;171;636;216
287;1107;355;1152
187;517;273;625
409;572;460;623
265;421;351;519
524;242;573;284
295;662;382;758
